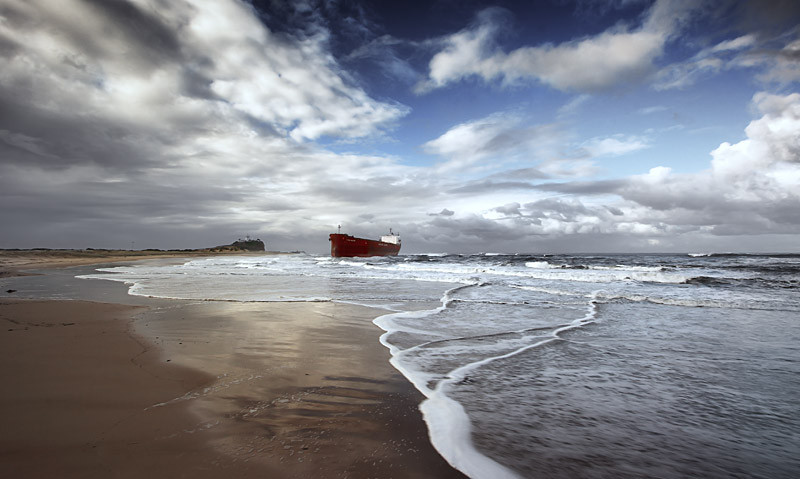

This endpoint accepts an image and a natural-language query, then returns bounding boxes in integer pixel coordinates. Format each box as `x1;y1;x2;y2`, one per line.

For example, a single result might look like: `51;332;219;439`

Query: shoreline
0;256;466;478
0;249;279;278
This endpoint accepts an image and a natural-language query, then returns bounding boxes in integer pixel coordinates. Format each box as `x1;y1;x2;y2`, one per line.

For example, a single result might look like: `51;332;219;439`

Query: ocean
75;252;799;478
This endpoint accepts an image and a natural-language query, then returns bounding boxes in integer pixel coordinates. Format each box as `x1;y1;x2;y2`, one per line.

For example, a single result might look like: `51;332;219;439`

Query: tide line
417;291;601;479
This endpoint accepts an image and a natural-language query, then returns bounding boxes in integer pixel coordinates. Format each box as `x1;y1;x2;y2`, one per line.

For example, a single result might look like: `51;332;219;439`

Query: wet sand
0;249;268;278
0;259;466;478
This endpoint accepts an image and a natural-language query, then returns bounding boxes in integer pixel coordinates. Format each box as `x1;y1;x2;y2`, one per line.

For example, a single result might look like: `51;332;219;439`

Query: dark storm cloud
0;31;17;57
718;0;800;38
0;95;163;171
78;0;184;66
0;2;202;173
0;0;414;249
0;167;245;220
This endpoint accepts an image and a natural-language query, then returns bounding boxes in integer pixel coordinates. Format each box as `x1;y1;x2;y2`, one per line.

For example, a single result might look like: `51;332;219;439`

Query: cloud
580;135;651;157
756;38;800;85
600;92;800;233
416;0;699;94
557;94;591;118
1;0;797;254
423;214;532;243
429;208;455;217
423;109;650;186
422;197;638;250
638;105;669;115
711;34;758;53
190;2;409;141
654;19;800;91
429;91;800;251
0;0;408;150
422;112;569;175
448;180;539;195
0;0;418;250
345;34;421;84
493;203;521;216
653;34;758;90
711;92;800;174
534;179;628;195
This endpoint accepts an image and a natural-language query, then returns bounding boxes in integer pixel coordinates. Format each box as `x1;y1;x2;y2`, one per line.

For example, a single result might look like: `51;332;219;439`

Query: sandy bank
0;249;280;278
0;267;465;477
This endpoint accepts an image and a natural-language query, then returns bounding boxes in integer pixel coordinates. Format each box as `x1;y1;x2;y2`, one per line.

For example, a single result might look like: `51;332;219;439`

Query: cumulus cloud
419;90;800;252
540;92;800;237
711;92;800;176
416;0;700;93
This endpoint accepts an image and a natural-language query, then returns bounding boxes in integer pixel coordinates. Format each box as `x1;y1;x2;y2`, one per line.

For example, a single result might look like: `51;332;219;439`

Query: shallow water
68;252;800;478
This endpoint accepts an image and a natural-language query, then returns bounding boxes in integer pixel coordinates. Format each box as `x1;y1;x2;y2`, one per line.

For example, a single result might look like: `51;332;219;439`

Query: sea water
77;253;800;478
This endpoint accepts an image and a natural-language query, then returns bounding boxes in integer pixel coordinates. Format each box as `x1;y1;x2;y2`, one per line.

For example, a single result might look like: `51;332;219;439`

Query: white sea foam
373;287;521;478
524;261;552;269
372;284;602;479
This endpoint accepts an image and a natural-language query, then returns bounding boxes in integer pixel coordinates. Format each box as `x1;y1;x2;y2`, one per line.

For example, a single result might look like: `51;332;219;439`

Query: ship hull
329;233;400;257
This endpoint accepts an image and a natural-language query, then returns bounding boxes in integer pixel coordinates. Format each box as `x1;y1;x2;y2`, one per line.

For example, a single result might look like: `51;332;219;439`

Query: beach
4;251;798;478
0;252;465;478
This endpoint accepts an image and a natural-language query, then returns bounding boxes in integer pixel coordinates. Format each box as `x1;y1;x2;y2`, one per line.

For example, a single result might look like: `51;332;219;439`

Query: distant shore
0;248;283;278
0;254;465;478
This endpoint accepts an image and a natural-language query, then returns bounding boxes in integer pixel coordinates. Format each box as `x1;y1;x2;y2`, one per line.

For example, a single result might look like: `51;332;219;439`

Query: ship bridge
380;228;400;245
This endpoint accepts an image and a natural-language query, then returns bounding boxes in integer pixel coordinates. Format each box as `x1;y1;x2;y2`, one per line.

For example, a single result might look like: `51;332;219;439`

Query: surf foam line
373;287;600;479
77;274;334;302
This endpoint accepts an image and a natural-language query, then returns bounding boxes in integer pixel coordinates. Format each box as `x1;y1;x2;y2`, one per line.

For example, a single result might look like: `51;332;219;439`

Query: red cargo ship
329;227;401;257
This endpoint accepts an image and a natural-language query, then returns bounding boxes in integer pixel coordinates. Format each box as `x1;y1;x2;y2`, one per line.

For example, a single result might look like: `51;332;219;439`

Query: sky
1;0;799;254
